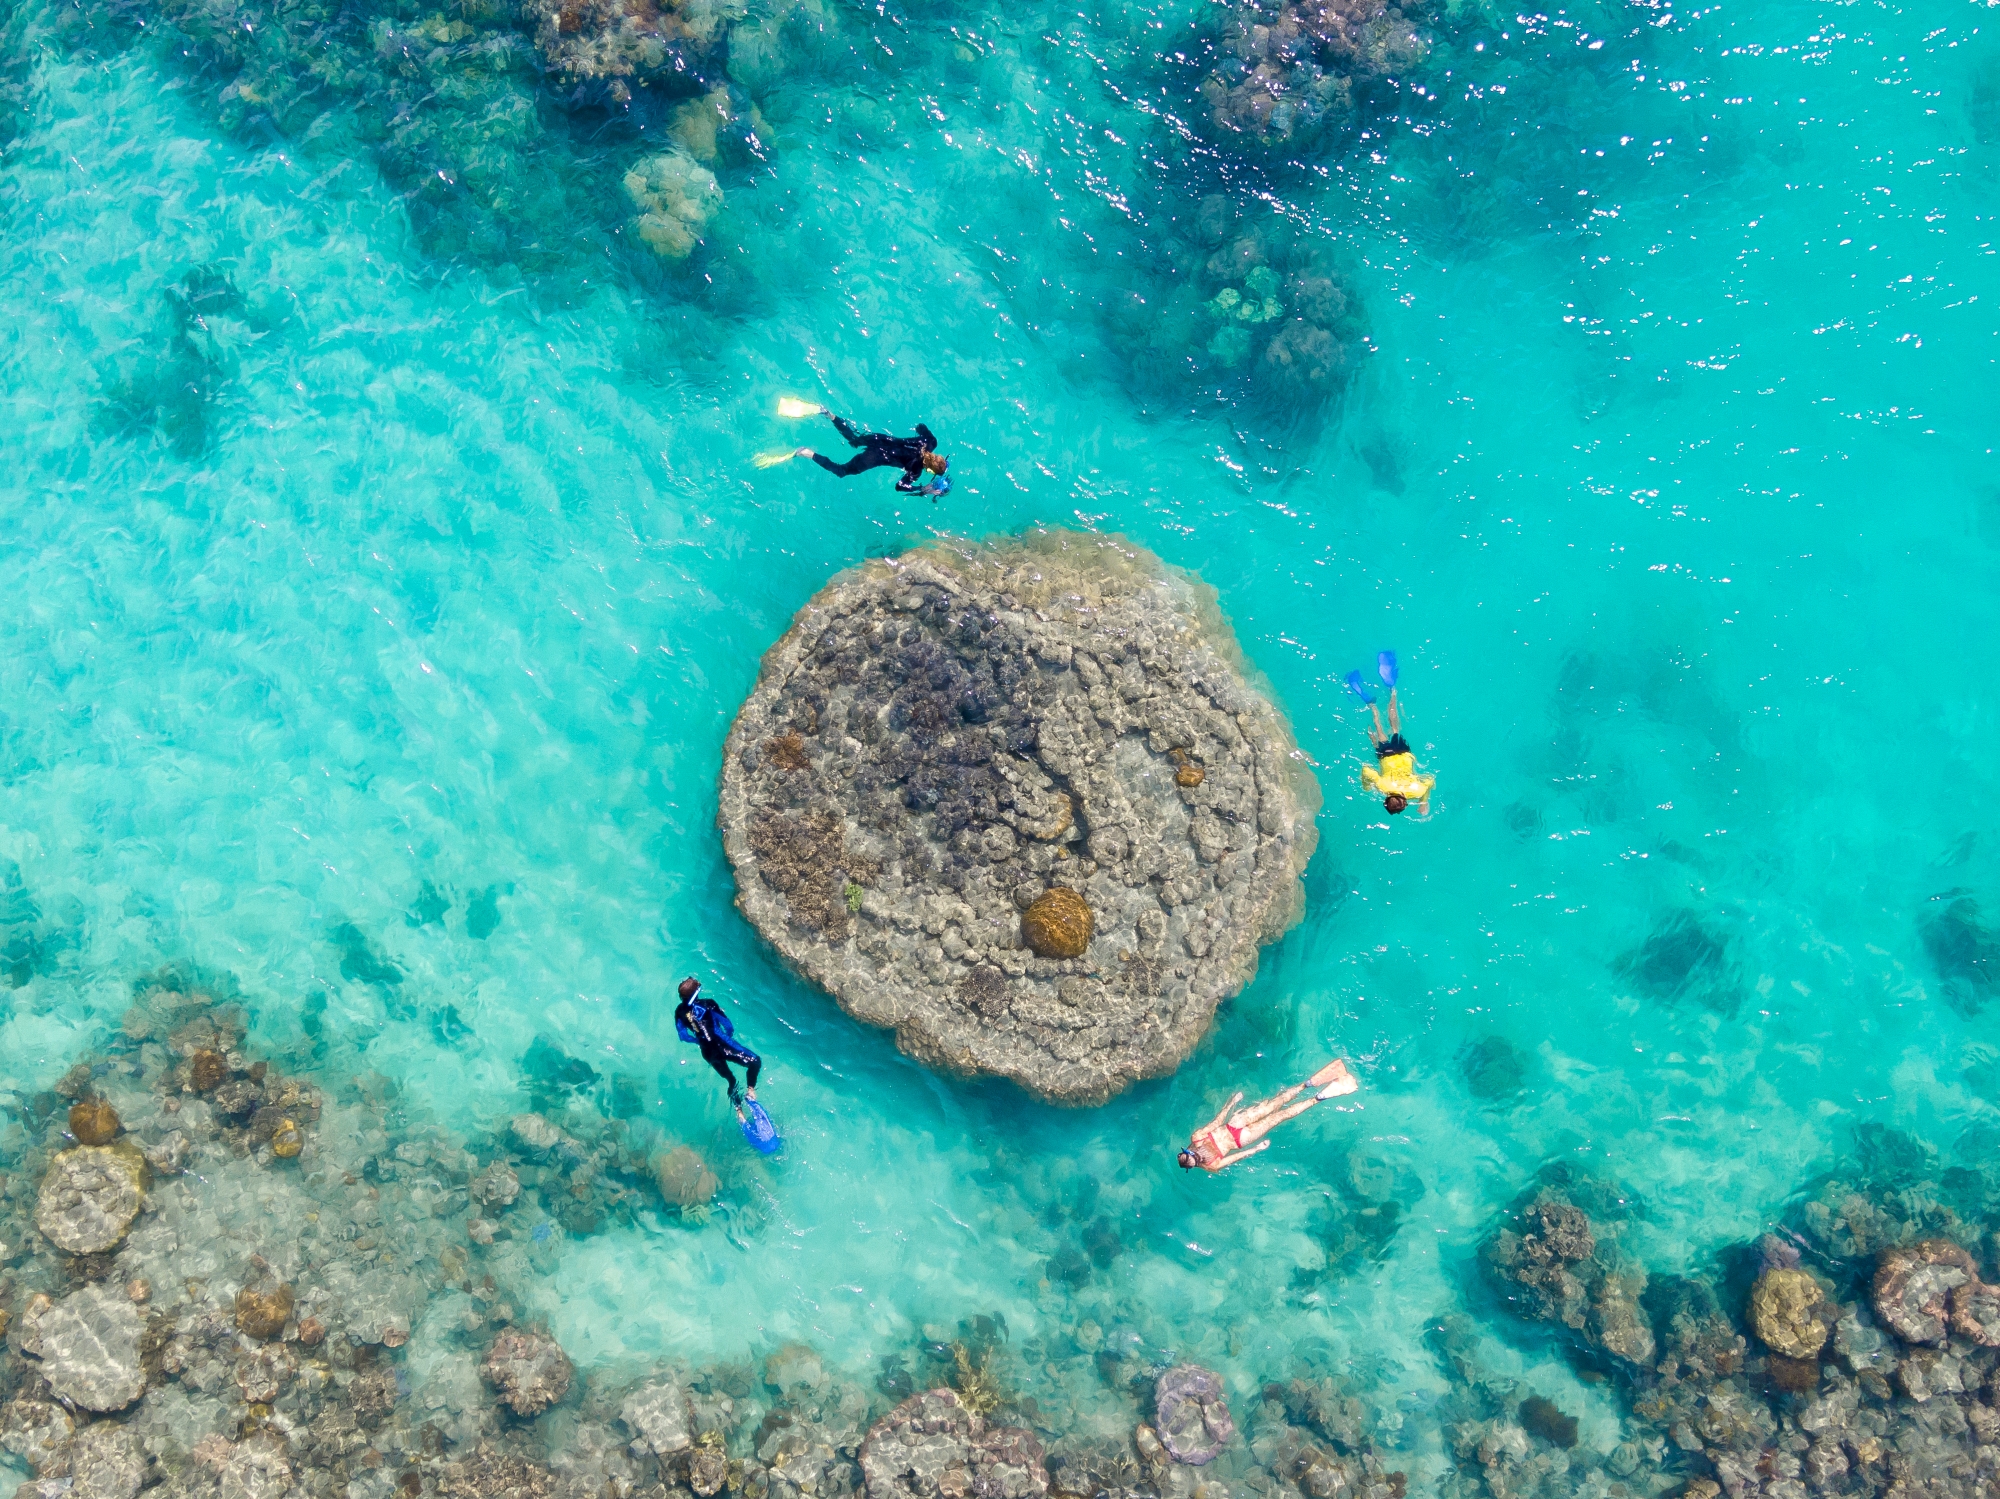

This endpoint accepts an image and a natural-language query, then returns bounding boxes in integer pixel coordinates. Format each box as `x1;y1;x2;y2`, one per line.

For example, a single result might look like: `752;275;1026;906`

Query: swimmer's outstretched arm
1200;1092;1244;1139
1211;1139;1270;1171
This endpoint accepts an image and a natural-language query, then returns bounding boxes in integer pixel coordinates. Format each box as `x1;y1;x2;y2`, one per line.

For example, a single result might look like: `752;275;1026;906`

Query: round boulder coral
1951;1279;2000;1347
858;1388;1048;1499
624;150;723;259
1872;1239;1978;1345
718;533;1319;1105
482;1330;574;1416
1750;1268;1830;1359
1022;888;1093;959
67;1098;121;1146
1154;1364;1235;1465
36;1145;146;1255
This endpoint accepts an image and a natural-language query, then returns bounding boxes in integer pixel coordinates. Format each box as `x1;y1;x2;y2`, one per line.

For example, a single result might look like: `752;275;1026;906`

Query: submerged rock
483;1329;574;1416
1154;1364;1236;1465
472;1162;521;1207
0;1397;74;1472
621;1377;695;1457
35;1144;146;1254
1951;1278;2000;1345
654;1146;719;1210
1750;1267;1832;1359
718;534;1319;1105
33;1284;146;1411
1872;1239;1977;1344
859;1388;1049;1499
48;1420;148;1499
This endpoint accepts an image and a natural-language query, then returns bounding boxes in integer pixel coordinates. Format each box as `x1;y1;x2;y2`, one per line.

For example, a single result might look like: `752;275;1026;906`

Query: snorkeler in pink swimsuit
1177;1059;1358;1172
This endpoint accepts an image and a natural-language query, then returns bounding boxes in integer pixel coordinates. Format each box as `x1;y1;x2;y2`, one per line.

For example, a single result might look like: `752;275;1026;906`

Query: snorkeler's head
1176;1149;1197;1170
1384;794;1408;815
922;451;948;475
677;976;701;1001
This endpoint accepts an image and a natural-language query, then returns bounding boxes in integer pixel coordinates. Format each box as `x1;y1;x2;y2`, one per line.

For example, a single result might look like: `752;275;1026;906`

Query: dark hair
1384;794;1408;814
677;977;700;1001
1176;1149;1197;1169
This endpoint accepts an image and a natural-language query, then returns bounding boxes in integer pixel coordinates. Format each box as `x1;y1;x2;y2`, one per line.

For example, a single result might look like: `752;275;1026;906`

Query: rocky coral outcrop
1750;1267;1833;1358
32;1284;147;1411
621;1377;695;1457
522;0;743;105
482;1329;575;1416
1196;0;1429;150
35;1143;146;1254
718;533;1319;1104
1153;1364;1235;1465
623;148;724;259
859;1388;1049;1499
1872;1239;1978;1345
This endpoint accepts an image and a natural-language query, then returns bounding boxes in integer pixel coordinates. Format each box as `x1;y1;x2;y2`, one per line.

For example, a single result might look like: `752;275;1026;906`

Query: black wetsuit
812;414;939;492
675;996;762;1104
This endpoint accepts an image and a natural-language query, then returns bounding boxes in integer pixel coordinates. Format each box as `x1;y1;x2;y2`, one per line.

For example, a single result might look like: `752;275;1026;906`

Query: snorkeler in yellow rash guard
1346;651;1434;817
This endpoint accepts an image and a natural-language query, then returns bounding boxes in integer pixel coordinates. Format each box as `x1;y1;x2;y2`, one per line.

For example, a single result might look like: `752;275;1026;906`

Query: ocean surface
0;0;1994;1478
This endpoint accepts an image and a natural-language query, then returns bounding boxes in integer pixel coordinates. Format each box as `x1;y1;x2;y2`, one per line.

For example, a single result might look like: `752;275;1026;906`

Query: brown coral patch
763;732;810;771
1022;888;1093;959
68;1098;121;1146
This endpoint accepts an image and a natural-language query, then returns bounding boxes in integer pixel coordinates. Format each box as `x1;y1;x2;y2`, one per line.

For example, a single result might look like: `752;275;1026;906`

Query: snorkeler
791;407;952;500
674;977;762;1120
1177;1059;1359;1172
1347;650;1434;817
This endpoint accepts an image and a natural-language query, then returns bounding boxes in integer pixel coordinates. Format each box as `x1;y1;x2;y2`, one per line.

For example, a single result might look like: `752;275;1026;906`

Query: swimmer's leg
829;413;870;447
704;1048;743;1105
813;450;895;478
1388;689;1401;736
1369;702;1386;741
1311;1058;1358;1099
1232;1083;1307;1128
1236;1093;1322;1146
722;1041;762;1100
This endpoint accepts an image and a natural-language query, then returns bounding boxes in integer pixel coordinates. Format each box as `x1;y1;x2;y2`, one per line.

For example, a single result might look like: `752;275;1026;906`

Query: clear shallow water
0;0;1995;1478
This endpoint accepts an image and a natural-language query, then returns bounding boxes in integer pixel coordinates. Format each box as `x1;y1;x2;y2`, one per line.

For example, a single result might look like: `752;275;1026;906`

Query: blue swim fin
741;1100;781;1156
1378;650;1398;688
1343;670;1376;705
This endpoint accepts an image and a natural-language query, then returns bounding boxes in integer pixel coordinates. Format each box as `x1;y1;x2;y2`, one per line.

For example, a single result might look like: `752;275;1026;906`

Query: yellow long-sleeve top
1362;751;1434;801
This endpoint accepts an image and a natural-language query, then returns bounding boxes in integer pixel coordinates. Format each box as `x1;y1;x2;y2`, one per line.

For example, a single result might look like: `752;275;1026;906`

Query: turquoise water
0;0;1996;1477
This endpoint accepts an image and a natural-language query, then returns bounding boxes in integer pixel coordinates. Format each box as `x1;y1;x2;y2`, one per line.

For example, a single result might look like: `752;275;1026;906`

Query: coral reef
523;0;744;106
1750;1267;1832;1359
1101;200;1368;417
34;1145;145;1254
717;532;1320;1104
624;148;725;259
1872;1239;1977;1346
1194;0;1430;151
857;1388;1048;1499
482;1329;575;1416
1021;889;1094;961
1153;1364;1236;1465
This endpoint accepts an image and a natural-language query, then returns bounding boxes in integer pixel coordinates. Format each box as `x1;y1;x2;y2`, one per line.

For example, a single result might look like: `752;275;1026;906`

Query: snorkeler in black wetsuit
674;977;762;1118
796;413;952;500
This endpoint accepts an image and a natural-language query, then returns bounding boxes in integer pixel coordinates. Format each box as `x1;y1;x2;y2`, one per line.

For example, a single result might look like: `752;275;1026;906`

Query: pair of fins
1344;650;1398;705
741;1099;782;1156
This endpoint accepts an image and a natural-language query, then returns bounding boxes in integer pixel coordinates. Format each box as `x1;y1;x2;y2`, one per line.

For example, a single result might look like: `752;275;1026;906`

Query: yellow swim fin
777;397;824;419
753;449;800;469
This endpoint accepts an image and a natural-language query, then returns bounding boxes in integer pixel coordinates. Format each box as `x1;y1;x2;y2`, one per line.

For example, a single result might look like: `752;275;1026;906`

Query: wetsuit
813;415;947;496
675;995;762;1104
